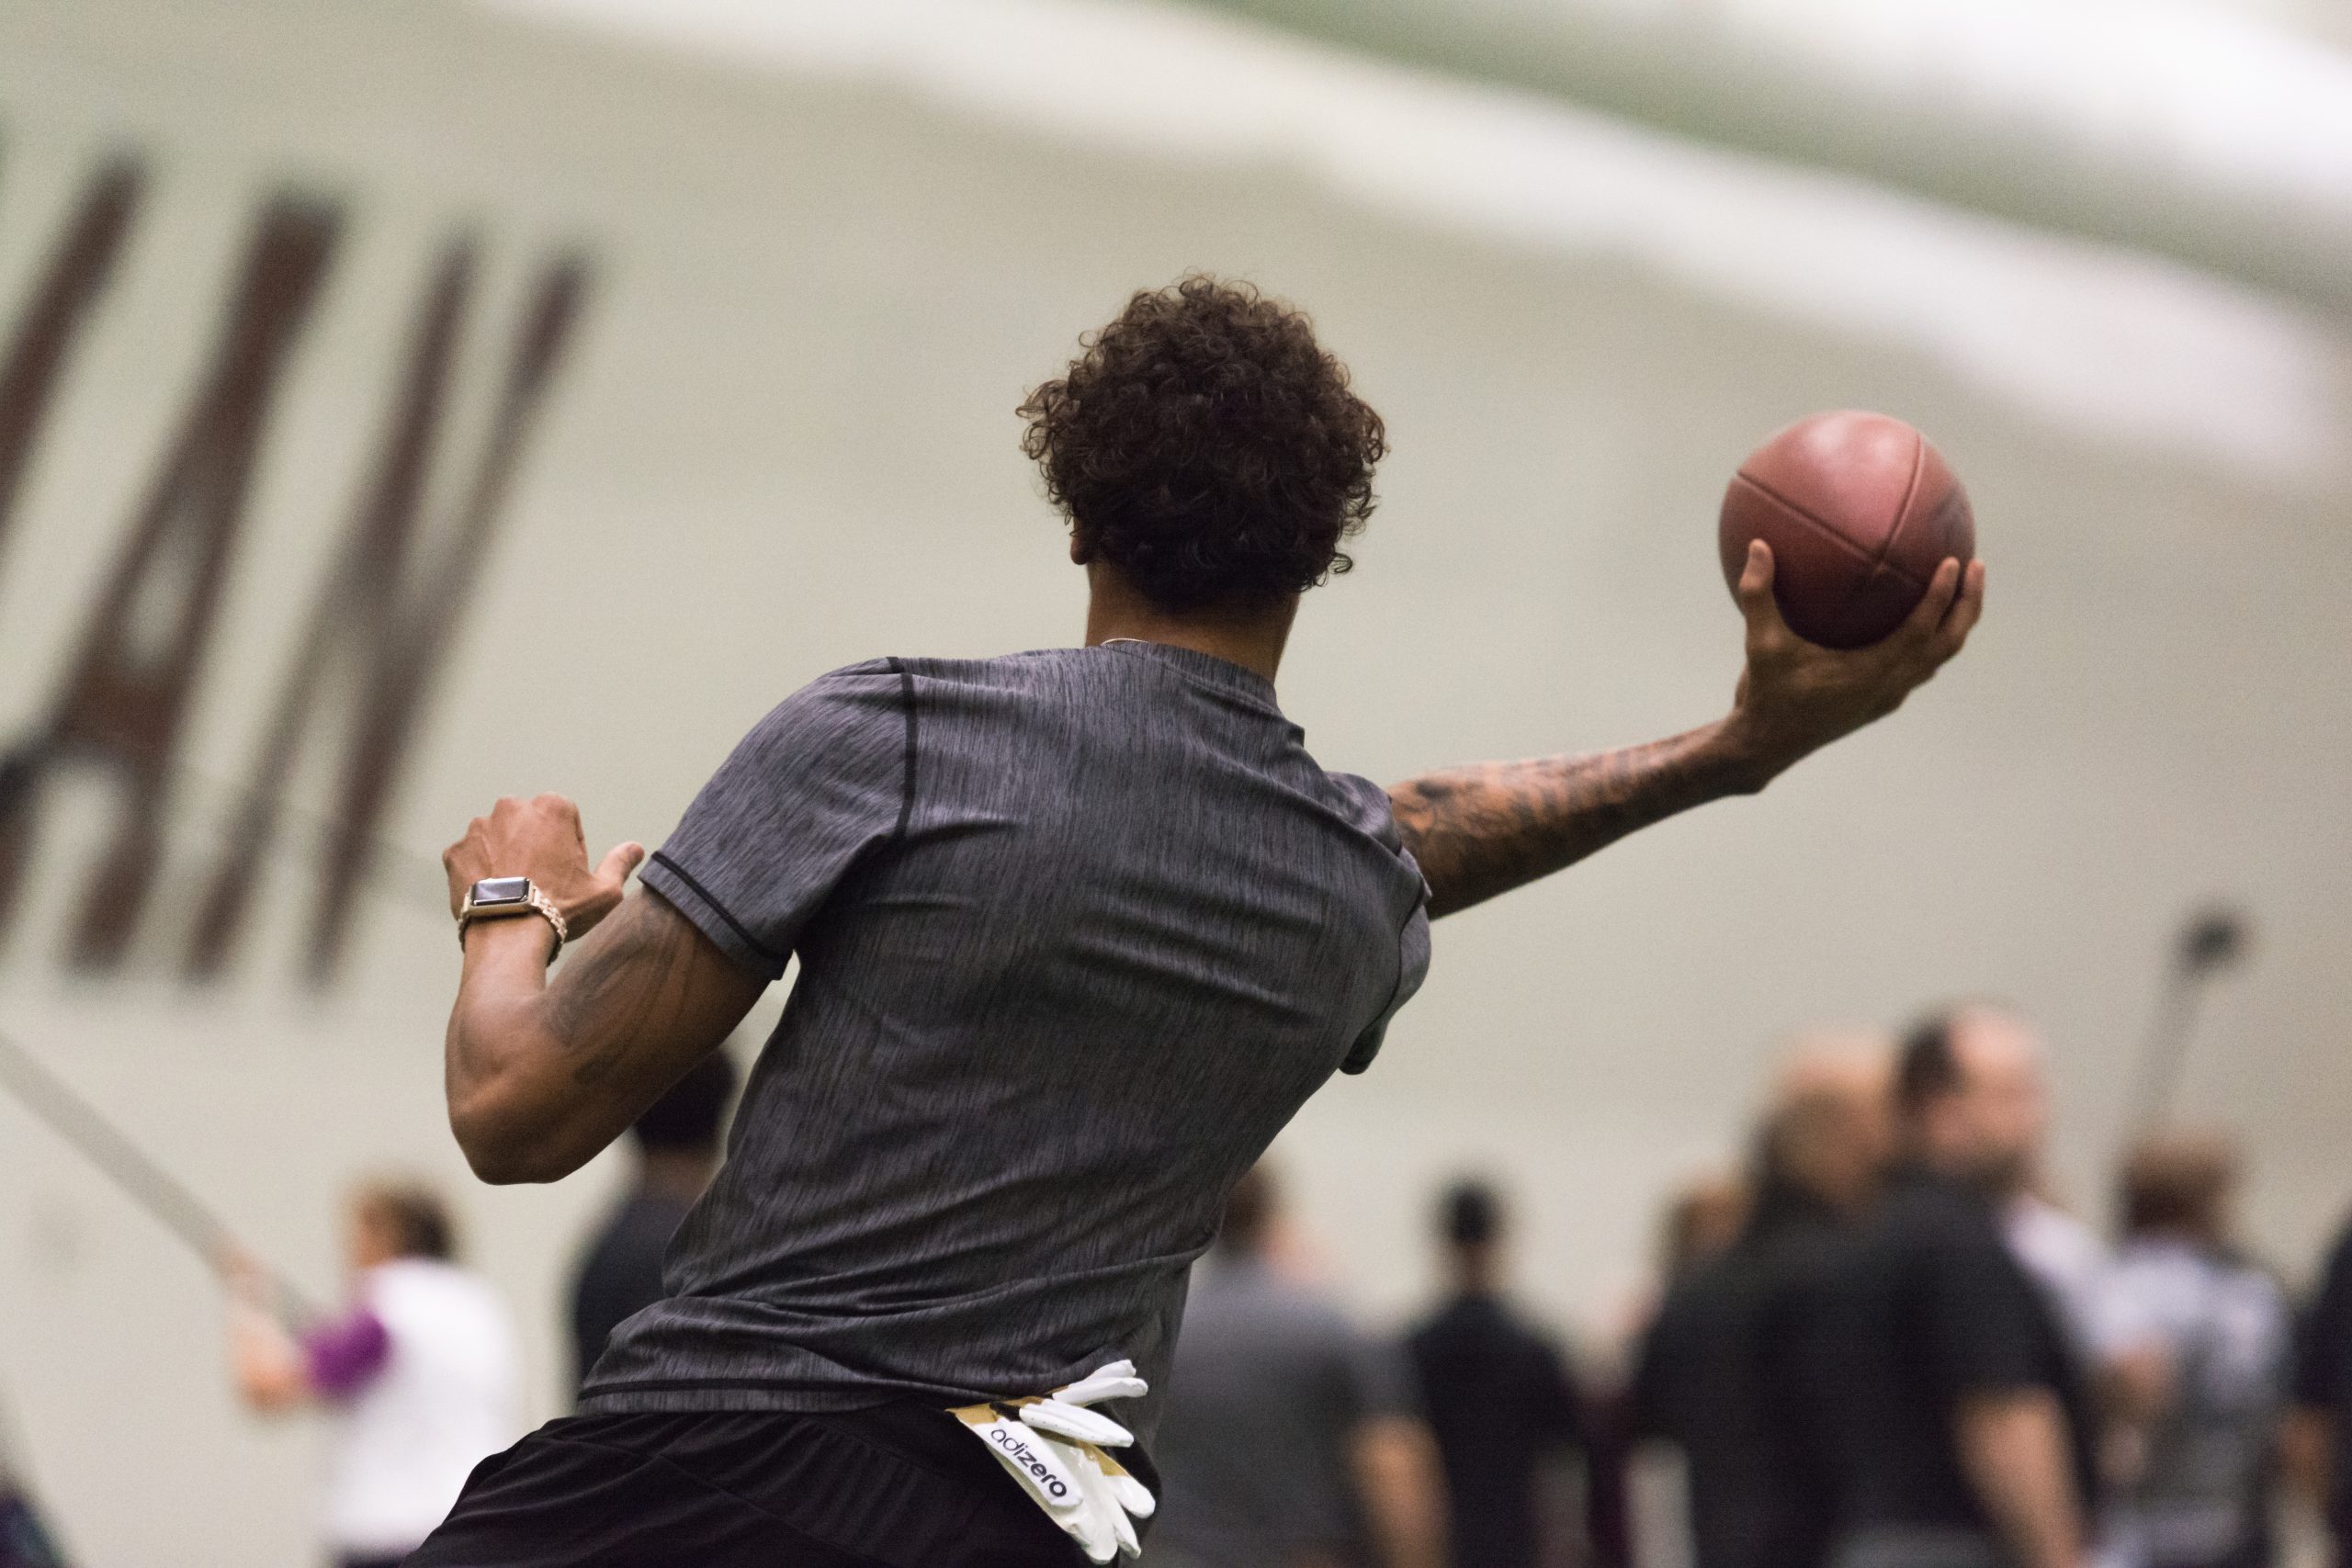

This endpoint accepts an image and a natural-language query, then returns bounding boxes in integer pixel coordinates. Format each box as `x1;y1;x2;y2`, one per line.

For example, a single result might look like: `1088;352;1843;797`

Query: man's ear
1069;528;1091;566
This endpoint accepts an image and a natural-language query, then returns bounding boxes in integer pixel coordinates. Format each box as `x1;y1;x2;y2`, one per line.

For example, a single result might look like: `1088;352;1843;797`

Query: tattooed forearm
544;895;707;1085
1388;718;1765;919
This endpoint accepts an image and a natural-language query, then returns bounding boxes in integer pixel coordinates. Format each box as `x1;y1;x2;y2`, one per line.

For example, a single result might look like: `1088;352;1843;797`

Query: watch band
457;878;569;959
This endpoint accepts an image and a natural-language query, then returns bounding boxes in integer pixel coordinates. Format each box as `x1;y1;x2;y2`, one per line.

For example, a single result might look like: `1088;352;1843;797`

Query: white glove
951;1360;1156;1562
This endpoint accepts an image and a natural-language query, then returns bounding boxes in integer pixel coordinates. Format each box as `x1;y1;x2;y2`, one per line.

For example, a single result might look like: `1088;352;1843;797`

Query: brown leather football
1718;412;1974;649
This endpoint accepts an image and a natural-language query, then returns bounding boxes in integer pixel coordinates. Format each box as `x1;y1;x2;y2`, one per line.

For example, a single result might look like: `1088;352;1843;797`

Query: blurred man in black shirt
566;1050;739;1393
1634;1039;1893;1568
2290;1209;2352;1565
1408;1180;1600;1568
1806;1007;2098;1568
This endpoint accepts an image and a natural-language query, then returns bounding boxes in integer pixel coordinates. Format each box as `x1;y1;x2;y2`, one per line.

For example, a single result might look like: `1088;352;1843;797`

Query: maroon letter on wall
0;158;143;590
0;196;341;968
187;243;594;982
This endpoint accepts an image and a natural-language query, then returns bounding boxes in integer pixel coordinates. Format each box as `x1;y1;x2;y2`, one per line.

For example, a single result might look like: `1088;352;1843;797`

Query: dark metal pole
2125;907;2249;1134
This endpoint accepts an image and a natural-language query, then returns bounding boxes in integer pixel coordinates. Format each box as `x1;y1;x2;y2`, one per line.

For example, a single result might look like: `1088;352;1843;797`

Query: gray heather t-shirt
582;643;1430;1448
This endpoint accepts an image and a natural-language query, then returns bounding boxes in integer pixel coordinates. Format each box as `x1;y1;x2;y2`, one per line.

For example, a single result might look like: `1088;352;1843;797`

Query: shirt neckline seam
1087;641;1280;706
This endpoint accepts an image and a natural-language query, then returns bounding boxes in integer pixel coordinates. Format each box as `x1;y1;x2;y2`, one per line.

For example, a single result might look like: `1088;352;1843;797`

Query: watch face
470;876;531;908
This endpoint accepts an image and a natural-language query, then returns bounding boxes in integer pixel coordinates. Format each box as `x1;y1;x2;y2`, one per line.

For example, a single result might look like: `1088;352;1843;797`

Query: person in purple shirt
224;1180;518;1568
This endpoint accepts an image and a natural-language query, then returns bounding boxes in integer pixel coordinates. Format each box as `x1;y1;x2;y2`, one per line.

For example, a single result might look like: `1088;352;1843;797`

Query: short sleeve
1341;905;1430;1074
1331;772;1433;1076
2296;1220;2352;1409
639;662;910;979
1920;1208;2050;1395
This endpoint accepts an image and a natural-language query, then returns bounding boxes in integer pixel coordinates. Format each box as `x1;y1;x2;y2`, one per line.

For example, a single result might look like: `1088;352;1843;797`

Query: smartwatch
457;876;568;958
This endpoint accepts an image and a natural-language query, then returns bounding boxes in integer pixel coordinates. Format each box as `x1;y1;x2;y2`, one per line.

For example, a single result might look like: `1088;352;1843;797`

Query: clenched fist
443;794;645;942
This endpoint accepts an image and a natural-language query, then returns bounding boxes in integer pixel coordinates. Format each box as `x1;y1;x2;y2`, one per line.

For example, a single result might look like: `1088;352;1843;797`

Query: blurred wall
0;0;2348;1562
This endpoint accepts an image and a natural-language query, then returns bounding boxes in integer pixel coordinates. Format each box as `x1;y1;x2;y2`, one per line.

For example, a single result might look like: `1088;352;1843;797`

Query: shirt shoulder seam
886;656;918;840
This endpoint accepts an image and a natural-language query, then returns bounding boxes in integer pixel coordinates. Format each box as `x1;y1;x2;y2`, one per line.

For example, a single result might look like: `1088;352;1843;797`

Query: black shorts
404;1402;1096;1568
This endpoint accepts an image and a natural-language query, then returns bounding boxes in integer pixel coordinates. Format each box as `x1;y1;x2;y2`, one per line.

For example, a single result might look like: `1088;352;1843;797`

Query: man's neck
1449;1248;1502;1299
1081;563;1296;683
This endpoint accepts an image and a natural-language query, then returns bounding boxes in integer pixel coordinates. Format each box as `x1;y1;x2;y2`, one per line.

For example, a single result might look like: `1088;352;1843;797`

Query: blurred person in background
1962;1010;2112;1372
567;1049;740;1393
1945;1009;2144;1553
2011;1175;2118;1379
1408;1178;1608;1568
2098;1132;2288;1568
0;1478;63;1568
1149;1164;1448;1568
2290;1206;2352;1567
1661;1175;1748;1289
1613;1170;1747;1566
1804;1007;2099;1568
0;1489;62;1568
0;1399;67;1568
1632;1036;1894;1568
223;1180;518;1568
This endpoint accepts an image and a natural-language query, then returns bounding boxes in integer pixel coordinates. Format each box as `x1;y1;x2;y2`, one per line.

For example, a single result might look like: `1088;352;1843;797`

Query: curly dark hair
1020;276;1386;615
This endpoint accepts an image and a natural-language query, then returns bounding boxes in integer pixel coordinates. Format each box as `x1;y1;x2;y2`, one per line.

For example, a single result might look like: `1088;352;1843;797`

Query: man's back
1635;1198;1846;1568
2105;1237;2289;1566
1408;1293;1586;1568
1151;1258;1414;1567
587;644;1429;1443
